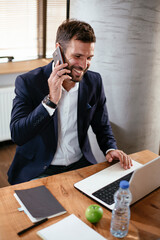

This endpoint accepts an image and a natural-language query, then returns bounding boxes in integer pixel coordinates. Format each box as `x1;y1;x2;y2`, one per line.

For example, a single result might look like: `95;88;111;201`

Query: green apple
85;204;103;223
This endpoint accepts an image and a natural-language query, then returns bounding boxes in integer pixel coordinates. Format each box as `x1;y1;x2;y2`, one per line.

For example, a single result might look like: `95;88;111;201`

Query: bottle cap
120;180;129;189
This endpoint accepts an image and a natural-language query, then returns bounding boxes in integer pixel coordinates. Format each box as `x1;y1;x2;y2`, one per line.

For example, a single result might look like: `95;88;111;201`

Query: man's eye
75;55;80;58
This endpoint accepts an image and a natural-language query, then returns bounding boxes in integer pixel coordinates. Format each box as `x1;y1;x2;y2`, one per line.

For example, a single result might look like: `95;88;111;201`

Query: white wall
70;0;160;157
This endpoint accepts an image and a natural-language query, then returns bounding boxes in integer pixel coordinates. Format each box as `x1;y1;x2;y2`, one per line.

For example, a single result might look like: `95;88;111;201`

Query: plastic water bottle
110;180;132;238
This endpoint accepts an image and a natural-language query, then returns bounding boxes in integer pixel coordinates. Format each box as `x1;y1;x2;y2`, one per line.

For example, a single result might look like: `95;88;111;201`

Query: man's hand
48;61;72;104
105;150;133;170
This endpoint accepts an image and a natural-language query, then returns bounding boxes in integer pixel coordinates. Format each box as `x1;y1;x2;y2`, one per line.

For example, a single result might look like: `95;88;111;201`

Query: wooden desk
0;58;52;75
0;150;159;240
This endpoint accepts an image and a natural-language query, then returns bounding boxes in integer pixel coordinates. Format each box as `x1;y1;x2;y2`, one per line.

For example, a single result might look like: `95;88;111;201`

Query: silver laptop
74;157;160;210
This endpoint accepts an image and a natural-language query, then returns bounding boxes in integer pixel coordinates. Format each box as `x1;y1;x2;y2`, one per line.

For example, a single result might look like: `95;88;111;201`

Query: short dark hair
56;19;96;52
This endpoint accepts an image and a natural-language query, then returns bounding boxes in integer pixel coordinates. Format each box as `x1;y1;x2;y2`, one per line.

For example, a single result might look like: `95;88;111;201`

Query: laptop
74;157;160;210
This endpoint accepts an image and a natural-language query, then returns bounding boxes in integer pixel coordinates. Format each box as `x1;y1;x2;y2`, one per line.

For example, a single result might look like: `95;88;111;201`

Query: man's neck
62;79;76;92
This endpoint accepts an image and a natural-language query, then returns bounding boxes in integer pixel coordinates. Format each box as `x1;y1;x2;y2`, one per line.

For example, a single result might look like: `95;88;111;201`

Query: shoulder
83;70;103;88
15;61;52;85
85;70;102;80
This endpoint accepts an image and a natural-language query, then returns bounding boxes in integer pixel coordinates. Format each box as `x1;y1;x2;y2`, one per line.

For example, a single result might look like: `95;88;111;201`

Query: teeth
73;68;82;74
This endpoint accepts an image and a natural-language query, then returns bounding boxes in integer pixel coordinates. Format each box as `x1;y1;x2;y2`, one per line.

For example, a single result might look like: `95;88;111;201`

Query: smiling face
63;37;95;82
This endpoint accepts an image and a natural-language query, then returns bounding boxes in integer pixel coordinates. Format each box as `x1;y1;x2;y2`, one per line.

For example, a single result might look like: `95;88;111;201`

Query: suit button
43;165;47;170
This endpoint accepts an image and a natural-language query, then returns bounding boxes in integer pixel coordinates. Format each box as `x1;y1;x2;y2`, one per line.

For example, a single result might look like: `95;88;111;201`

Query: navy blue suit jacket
8;61;117;184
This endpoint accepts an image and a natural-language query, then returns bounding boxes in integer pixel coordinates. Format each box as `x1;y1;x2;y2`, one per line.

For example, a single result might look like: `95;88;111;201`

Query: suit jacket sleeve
10;70;54;146
90;73;117;154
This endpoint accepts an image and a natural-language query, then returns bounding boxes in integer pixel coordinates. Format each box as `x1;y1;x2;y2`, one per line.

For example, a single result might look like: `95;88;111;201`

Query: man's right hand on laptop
106;150;133;170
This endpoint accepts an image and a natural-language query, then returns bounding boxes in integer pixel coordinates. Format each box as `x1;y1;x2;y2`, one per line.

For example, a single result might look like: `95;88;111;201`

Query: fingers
106;150;133;170
55;61;69;75
47;61;72;104
50;61;72;81
118;151;133;170
55;60;68;70
56;68;71;79
106;155;113;163
105;152;114;163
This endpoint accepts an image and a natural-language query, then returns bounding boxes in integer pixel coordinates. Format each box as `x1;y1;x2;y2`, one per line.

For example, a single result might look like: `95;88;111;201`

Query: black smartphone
53;46;65;66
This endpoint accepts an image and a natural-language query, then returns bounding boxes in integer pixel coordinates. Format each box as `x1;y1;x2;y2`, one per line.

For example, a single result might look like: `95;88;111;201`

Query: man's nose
80;58;88;70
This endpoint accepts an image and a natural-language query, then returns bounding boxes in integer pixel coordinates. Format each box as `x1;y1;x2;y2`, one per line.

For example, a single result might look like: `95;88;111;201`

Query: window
0;0;67;63
46;0;67;58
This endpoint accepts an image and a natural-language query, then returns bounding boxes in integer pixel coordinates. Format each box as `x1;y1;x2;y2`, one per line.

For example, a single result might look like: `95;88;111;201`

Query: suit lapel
77;76;88;146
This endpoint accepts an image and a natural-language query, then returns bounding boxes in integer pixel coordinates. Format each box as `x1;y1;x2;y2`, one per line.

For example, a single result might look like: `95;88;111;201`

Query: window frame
37;0;70;59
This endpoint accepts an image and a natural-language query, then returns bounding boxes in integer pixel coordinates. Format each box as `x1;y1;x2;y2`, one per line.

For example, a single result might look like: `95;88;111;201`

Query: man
8;19;132;185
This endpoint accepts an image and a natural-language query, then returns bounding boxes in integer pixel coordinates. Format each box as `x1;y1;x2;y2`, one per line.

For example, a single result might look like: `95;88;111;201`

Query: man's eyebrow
73;53;83;56
74;53;94;57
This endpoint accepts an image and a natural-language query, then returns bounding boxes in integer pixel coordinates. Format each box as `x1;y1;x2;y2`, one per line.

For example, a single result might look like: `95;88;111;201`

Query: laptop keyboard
92;172;133;205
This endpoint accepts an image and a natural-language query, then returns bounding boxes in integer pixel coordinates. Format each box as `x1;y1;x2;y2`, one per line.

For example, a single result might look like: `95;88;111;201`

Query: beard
67;65;89;82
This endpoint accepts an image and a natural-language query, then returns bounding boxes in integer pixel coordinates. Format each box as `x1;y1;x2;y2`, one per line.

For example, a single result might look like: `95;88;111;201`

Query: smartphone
53;46;65;66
